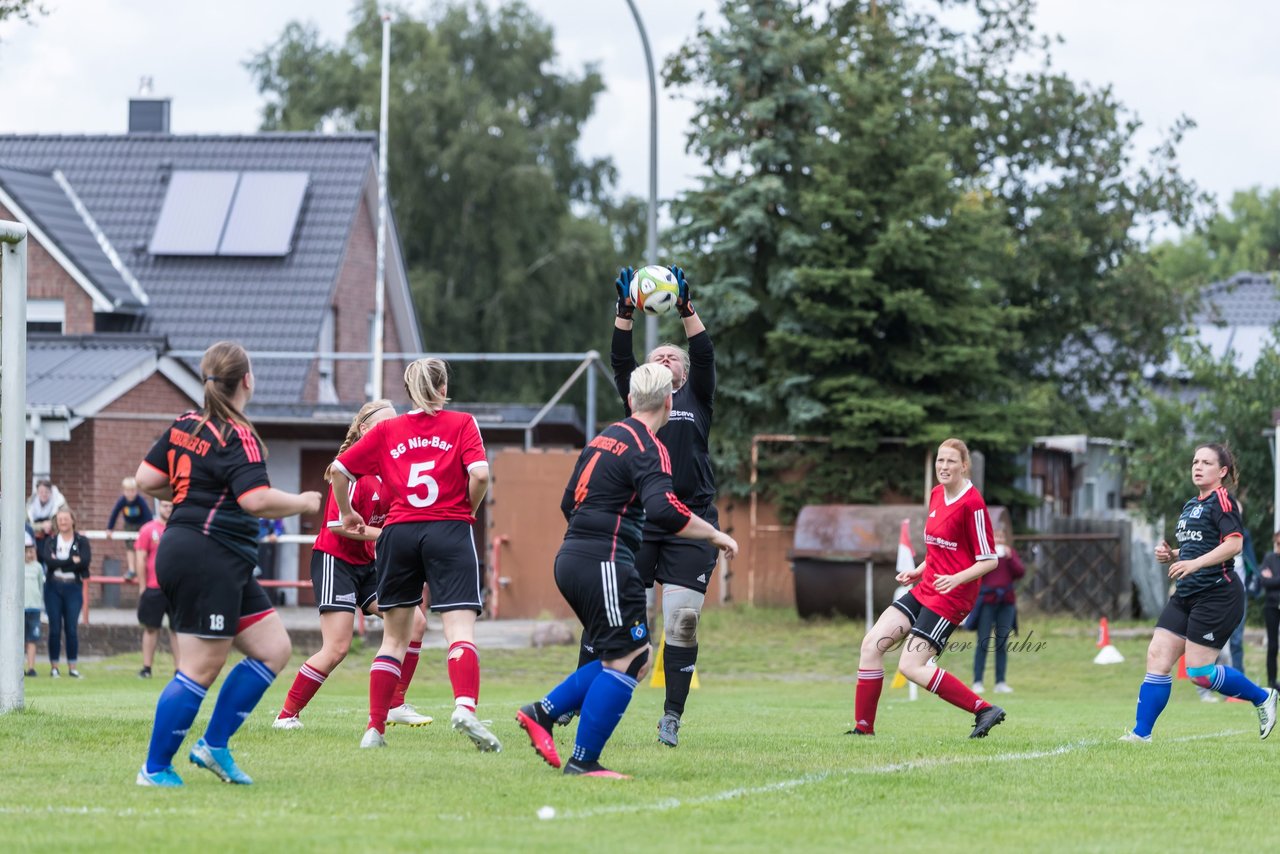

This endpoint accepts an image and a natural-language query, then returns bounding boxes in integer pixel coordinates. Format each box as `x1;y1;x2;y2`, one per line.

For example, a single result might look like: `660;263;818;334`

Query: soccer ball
629;265;680;316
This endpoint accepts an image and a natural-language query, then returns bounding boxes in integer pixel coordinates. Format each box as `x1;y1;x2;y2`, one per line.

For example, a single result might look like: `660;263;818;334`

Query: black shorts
1156;579;1244;650
555;544;650;660
137;588;170;629
638;504;718;594
24;609;41;644
311;550;378;614
376;521;481;613
156;526;273;638
123;519;144;533
891;590;957;654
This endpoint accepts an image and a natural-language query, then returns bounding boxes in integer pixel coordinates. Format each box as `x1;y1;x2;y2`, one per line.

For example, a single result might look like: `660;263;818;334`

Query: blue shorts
24;609;41;644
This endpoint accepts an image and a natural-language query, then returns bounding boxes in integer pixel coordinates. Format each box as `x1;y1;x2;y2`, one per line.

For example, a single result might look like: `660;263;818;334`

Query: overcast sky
1;0;1276;223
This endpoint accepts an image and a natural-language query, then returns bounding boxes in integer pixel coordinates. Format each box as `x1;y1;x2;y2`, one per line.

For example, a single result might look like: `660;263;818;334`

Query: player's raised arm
670;265;715;405
611;266;639;408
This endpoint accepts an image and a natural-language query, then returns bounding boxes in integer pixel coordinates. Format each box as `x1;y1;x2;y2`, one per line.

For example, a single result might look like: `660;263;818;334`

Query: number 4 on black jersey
560;417;692;565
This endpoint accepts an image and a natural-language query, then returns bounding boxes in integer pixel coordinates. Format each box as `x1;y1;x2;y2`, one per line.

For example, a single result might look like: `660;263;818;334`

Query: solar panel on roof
148;171;238;255
218;172;309;257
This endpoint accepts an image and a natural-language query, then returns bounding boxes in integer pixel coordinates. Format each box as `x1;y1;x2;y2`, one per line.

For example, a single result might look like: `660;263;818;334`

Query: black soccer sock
664;644;698;717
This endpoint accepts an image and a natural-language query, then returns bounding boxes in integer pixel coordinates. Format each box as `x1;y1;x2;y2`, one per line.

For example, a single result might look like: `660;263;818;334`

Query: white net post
0;220;28;713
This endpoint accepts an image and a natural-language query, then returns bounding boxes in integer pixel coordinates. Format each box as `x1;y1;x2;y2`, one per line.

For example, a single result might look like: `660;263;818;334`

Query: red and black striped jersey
1173;487;1243;597
142;412;270;564
559;416;692;564
313;475;387;566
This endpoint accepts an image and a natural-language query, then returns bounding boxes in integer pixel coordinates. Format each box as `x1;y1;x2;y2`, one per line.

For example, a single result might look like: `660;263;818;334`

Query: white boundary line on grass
0;731;1248;819
549;728;1249;821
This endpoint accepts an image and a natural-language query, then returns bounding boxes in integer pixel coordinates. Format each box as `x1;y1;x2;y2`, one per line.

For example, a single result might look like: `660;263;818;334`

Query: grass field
2;607;1274;852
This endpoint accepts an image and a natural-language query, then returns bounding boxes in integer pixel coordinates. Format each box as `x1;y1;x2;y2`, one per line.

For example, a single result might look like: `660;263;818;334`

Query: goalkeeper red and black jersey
559;416;692;565
141;412;270;564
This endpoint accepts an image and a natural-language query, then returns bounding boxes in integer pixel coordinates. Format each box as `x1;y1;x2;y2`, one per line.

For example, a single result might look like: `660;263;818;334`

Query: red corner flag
897;518;915;576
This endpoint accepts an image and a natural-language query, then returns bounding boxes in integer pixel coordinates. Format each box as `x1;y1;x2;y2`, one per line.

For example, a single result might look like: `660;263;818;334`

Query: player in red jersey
134;499;176;678
331;358;500;752
849;438;1006;738
274;400;431;732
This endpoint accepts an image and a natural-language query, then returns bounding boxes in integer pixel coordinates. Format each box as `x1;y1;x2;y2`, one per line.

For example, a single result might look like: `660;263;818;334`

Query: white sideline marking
550;729;1248;821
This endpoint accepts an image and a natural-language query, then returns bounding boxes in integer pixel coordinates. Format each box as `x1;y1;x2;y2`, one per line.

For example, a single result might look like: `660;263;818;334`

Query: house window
318;306;338;404
27;299;65;334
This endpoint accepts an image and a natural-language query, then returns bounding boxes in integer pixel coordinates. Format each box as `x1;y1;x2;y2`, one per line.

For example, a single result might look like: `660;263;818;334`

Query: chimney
129;76;170;133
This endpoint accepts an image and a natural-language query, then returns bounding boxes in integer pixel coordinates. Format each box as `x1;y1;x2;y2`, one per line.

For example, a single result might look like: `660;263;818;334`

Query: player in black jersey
133;341;321;787
1122;443;1277;742
515;363;738;777
584;263;718;747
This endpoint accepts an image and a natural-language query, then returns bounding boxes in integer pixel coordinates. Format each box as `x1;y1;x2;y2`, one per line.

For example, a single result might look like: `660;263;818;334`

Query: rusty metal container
791;504;1010;620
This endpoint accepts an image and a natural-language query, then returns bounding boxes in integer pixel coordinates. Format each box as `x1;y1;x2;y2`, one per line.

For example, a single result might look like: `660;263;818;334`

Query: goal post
1;220;28;713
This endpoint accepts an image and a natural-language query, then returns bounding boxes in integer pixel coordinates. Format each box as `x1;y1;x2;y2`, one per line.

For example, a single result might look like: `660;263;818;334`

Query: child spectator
107;477;153;581
24;531;44;678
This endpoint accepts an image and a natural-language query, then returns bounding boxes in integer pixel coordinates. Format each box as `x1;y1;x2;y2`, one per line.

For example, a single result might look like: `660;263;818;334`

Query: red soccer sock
390;643;421;709
854;669;885;733
927;667;990;714
279;662;328;718
447;641;480;711
368;655;402;734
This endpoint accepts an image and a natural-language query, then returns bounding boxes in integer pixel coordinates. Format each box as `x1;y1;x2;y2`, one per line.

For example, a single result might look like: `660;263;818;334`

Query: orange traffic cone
1176;655;1188;679
1093;616;1124;664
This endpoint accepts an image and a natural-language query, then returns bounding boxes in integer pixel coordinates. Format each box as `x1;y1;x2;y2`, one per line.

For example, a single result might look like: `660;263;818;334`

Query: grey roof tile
0;166;143;311
26;334;166;411
0;133;377;405
1197;272;1280;326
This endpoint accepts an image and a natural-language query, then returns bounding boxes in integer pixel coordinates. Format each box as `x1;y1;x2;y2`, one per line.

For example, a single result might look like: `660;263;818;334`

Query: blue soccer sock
1133;672;1172;738
145;671;208;774
1210;665;1270;705
541;660;604;720
203;658;276;748
572;668;637;763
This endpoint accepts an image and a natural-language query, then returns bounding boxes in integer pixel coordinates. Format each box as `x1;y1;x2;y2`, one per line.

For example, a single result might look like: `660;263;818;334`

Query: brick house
0;101;422;598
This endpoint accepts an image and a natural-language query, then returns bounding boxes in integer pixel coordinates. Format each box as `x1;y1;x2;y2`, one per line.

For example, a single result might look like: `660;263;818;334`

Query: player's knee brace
668;607;699;647
1187;663;1215;688
626;646;651;680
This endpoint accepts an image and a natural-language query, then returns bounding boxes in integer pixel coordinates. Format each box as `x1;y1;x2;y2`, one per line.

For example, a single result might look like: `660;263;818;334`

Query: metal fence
1015;519;1132;619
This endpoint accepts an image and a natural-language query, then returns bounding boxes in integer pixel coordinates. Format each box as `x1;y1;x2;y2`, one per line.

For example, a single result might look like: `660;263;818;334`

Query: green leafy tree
0;0;42;25
248;0;644;406
1126;336;1280;554
1154;187;1280;288
667;0;1201;508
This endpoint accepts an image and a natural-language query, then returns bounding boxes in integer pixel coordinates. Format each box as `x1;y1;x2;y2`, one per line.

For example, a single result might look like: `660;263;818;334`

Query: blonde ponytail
403;358;449;414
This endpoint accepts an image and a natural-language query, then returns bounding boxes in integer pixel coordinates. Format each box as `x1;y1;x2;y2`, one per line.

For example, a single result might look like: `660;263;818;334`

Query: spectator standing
257;517;285;603
24;531;44;678
42;506;91;678
107;477;153;581
135;500;176;678
1260;532;1280;690
971;528;1026;694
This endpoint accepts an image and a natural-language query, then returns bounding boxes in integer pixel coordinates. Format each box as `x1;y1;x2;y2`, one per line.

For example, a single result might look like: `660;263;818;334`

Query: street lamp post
622;0;659;356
